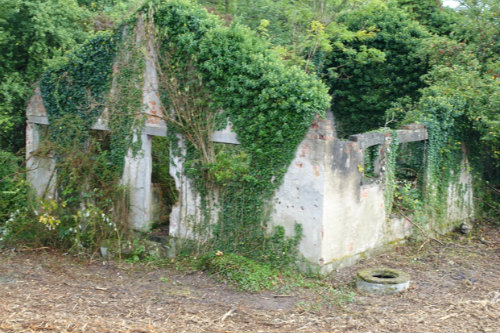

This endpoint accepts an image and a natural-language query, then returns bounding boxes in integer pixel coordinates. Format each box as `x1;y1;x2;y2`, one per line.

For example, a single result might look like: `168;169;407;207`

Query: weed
197;251;279;292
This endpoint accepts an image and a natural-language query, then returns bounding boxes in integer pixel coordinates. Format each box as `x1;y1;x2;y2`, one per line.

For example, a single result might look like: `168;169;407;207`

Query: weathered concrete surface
120;23;163;231
269;112;335;266
121;133;153;231
321;140;411;272
168;135;219;241
446;154;474;231
26;87;47;118
212;122;240;144
269;114;405;272
25;121;56;199
144;29;164;130
349;126;428;149
270;117;465;273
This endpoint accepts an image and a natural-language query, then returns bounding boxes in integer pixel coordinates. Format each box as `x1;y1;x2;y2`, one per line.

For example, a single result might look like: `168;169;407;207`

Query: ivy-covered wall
149;0;330;265
26;0;330;265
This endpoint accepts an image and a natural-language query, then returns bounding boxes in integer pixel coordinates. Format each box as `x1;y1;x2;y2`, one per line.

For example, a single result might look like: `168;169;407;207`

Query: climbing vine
40;31;117;151
149;0;330;266
383;131;399;216
419;96;465;232
20;0;330;264
387;87;469;237
35;19;148;252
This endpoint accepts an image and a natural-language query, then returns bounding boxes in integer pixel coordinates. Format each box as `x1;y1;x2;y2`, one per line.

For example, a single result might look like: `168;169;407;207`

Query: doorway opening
150;136;178;237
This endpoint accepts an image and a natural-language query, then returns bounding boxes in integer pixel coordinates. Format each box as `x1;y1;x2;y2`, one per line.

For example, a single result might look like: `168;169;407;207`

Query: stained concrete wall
270;118;470;273
446;156;474;230
268;116;409;272
26;122;57;199
168;136;207;239
269;112;335;266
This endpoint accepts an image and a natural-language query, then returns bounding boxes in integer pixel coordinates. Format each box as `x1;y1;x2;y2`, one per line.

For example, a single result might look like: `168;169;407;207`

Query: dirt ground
1;224;499;333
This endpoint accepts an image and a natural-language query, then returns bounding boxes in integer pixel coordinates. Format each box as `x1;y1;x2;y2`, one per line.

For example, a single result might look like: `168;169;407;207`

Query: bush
0;151;29;224
324;3;429;136
0;151;41;245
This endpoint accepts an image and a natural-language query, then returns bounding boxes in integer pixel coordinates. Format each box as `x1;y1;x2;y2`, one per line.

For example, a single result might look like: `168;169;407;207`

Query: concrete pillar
121;133;153;231
168;135;216;240
26;122;57;199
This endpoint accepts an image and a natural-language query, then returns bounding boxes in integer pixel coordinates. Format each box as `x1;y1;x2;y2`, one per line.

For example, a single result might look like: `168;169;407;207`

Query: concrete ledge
27;115;49;125
348;125;428;149
145;125;167;137
212;129;240;144
349;132;386;149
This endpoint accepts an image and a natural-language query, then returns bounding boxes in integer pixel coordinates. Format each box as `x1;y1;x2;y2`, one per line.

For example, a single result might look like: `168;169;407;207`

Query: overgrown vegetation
1;0;499;277
1;0;329;268
198;251;279;292
151;0;329;266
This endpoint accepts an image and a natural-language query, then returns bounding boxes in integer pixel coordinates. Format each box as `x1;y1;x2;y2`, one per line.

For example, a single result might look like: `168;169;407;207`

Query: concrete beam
27;115;49;125
348;125;428;149
395;128;428;143
348;132;385;149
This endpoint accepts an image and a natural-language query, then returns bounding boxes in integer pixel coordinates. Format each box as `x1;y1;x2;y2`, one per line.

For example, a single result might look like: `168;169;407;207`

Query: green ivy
324;3;430;136
33;0;330;264
36;25;145;252
151;0;330;267
383;131;399;216
198;251;279;292
40;31;117;150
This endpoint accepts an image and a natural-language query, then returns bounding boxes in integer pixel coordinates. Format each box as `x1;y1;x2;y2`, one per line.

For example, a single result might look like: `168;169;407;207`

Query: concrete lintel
349;126;428;149
348;132;385;149
395;128;428;143
212;129;240;145
27;114;242;142
27;115;114;132
27;115;49;125
145;125;167;137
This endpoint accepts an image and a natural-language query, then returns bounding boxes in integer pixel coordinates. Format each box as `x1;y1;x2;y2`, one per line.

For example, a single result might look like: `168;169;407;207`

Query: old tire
356;268;410;295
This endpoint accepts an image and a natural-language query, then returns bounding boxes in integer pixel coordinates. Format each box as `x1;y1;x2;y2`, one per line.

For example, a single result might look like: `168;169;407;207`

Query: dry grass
1;224;499;332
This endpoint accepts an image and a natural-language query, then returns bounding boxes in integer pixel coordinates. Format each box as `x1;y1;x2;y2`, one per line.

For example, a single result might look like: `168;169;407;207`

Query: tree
396;0;461;35
0;0;90;151
323;1;430;136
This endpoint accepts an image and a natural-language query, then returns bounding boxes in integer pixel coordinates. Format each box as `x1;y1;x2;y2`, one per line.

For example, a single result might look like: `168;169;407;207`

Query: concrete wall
445;155;474;231
268;116;411;273
269;113;335;267
270;119;470;273
168;136;208;239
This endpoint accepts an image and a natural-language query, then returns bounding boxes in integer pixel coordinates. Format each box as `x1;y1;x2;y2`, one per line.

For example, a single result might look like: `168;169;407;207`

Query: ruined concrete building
26;17;474;273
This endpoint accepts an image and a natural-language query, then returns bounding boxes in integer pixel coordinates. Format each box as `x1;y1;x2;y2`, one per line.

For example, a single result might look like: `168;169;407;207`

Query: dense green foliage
152;0;329;264
40;32;117;147
324;2;430;136
0;5;144;251
0;0;91;151
0;152;29;224
198;251;279;291
397;0;460;35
